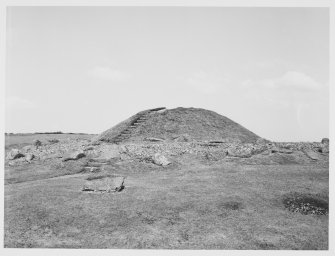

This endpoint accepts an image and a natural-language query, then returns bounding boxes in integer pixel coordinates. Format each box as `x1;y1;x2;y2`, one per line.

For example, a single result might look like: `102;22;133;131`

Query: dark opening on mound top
95;107;260;144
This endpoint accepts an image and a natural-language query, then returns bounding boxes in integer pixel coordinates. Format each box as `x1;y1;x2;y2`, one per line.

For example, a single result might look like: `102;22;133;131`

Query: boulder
208;141;224;144
82;176;125;192
152;153;171;166
62;150;86;162
270;146;293;154
6;149;25;160
278;148;293;154
83;166;100;172
113;177;126;192
303;149;319;160
144;137;165;142
321;138;329;145
270;147;279;153
25;153;35;163
251;144;268;155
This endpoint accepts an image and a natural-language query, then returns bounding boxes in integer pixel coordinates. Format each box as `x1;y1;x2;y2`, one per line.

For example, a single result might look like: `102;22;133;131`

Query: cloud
6;96;36;110
270;71;320;91
241;71;328;128
242;71;322;92
184;71;230;94
88;66;130;82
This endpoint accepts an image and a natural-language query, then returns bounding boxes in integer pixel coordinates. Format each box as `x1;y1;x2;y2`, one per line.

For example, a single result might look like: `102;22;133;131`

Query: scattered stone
22;145;33;153
227;147;252;158
152;153;171;166
119;145;129;153
270;147;293;154
261;150;271;155
25;153;34;163
201;142;221;147
6;149;25;160
113;177;126;192
34;139;42;148
83;166;100;172
270;147;279;153
82;176;125;192
204;151;227;161
256;138;271;144
208;140;224;144
321;138;329;145
95;144;121;159
278;148;293;154
321;145;329;153
91;141;102;146
173;134;192;142
144;137;165;142
48;139;60;144
90;167;100;172
84;146;95;151
303;149;319;160
62;150;86;162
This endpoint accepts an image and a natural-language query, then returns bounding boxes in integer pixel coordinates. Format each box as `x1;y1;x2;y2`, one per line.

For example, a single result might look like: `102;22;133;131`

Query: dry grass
4;159;328;249
4;158;88;185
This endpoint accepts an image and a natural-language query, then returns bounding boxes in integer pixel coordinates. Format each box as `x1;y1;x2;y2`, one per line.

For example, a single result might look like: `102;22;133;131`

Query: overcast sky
5;7;329;142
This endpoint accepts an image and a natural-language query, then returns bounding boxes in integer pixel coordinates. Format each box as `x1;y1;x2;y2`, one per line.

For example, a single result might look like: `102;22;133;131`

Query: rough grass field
4;134;329;249
5;133;94;151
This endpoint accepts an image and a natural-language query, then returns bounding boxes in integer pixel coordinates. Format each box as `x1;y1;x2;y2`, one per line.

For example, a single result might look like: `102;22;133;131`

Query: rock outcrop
321;138;329;144
82;176;125;192
303;149;320;160
6;149;25;160
25;153;35;163
62;150;86;162
151;153;171;166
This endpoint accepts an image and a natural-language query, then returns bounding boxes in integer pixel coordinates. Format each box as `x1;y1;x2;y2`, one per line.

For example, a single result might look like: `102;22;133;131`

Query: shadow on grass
283;193;328;215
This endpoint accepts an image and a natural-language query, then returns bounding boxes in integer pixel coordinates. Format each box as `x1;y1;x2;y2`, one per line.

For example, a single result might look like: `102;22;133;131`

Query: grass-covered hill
96;107;261;143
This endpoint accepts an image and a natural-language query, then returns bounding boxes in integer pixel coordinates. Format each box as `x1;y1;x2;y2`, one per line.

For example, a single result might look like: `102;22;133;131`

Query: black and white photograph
1;0;333;253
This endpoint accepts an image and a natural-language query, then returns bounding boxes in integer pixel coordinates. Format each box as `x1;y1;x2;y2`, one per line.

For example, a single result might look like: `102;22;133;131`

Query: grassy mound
97;107;260;143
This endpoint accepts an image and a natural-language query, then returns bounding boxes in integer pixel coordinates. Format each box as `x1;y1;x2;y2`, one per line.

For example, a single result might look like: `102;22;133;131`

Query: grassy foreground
4;160;328;249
